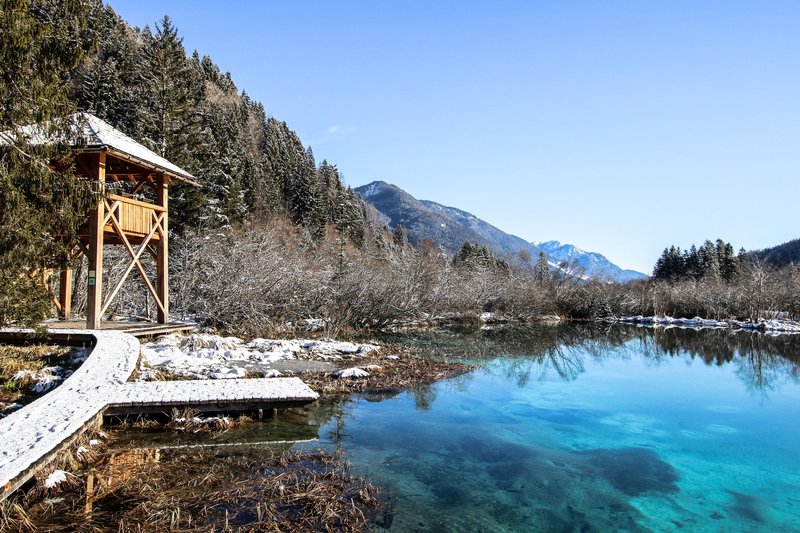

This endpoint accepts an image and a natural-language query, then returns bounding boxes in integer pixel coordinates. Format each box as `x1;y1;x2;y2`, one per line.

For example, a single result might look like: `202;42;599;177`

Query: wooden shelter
53;113;198;328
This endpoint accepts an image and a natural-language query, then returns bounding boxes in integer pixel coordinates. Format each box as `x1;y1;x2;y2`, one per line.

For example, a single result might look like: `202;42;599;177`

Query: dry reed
24;447;391;532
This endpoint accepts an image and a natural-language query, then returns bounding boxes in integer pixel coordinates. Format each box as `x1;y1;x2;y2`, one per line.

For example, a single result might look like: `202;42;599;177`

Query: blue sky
109;1;799;273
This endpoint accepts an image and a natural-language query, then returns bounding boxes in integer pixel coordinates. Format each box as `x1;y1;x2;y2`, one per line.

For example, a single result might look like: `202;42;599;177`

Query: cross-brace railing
98;196;167;318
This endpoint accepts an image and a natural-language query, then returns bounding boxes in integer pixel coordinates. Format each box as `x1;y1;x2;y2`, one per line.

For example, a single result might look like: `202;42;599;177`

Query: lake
116;324;800;531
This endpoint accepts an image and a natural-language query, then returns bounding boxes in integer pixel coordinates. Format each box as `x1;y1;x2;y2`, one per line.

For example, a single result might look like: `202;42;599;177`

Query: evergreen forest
1;0;799;334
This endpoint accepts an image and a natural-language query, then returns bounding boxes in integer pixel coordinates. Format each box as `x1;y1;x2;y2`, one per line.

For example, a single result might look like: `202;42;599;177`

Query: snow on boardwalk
0;329;318;501
110;378;319;414
0;329;138;500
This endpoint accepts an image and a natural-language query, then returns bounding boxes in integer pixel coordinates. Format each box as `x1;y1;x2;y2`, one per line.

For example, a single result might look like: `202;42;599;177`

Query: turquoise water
102;326;800;531
305;326;800;532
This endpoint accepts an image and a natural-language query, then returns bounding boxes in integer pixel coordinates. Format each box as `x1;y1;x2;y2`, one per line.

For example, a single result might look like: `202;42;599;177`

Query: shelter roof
1;112;197;184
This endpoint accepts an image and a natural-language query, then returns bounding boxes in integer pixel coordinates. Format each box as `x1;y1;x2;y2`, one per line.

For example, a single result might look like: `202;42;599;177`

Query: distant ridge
751;237;800;267
355;181;648;283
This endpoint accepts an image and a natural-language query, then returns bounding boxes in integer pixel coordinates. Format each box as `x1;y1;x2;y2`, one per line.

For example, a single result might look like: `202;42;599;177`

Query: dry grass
0;344;70;406
166;407;253;432
24;448;391;532
16;429;113;508
0;500;35;533
300;347;475;396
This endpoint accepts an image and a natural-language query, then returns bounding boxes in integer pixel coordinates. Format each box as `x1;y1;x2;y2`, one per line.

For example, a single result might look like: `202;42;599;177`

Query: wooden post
156;175;169;324
59;265;72;319
86;153;106;329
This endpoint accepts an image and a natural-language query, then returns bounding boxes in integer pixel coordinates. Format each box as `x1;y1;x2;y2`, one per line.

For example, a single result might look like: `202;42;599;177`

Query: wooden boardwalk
42;319;197;338
108;378;320;416
0;329;318;501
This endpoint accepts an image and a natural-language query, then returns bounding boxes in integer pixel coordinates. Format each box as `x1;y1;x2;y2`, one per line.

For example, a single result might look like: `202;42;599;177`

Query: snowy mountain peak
536;240;589;256
358;180;389;199
354;181;648;283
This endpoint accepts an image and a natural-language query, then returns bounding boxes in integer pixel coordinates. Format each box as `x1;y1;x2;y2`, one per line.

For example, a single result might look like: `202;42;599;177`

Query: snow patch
12;367;65;393
44;470;67;489
480;312;510;324
609;315;800;334
334;368;369;379
139;333;380;380
209;366;248;379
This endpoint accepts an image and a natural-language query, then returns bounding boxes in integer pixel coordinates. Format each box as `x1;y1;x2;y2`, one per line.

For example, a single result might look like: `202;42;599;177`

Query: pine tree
684;245;700;279
0;0;99;326
73;6;140;135
718;239;738;282
454;242;507;271
653;246;685;280
138;16;203;165
393;224;408;248
700;240;720;281
652;248;669;279
69;6;374;246
533;251;551;285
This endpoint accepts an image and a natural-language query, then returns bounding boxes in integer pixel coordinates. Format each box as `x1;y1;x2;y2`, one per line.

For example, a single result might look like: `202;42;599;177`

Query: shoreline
137;332;476;397
604;315;800;334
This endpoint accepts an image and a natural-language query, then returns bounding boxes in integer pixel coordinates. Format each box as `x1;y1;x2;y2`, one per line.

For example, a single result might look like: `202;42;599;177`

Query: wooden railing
104;194;166;238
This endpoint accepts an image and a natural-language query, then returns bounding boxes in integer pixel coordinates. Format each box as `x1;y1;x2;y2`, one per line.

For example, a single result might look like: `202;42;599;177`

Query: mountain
355;181;648;283
419;200;539;258
751;238;800;267
356;181;494;253
534;240;648;283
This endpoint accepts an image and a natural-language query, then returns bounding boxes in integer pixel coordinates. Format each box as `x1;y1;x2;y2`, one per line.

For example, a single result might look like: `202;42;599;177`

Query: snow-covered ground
608;315;800;334
139;333;380;380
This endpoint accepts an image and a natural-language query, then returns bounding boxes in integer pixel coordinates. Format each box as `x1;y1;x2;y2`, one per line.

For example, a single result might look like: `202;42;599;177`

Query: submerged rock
573;447;679;496
725;489;768;523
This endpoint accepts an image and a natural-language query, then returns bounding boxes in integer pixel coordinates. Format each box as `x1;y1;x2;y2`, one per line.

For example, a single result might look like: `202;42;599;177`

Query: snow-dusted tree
717;239;739;282
393;224;408;248
533;251;551;285
138;16;203;165
699;240;721;282
73;5;141;135
653;246;686;280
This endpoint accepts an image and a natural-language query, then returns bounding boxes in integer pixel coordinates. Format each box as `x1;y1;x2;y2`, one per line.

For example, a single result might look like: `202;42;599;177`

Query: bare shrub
80;214;799;334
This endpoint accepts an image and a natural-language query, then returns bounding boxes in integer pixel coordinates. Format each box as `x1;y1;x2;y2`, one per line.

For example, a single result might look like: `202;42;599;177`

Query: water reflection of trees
644;328;800;364
370;322;638;363
360;323;800;404
638;328;800;395
404;323;800;396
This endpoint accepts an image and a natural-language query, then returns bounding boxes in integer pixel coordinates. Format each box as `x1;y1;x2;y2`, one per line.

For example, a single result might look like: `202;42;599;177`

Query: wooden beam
75;240;90;259
105;157;150;177
86;152;106;329
59;266;73;320
156;175;169;324
130;177;149;195
105;194;165;212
